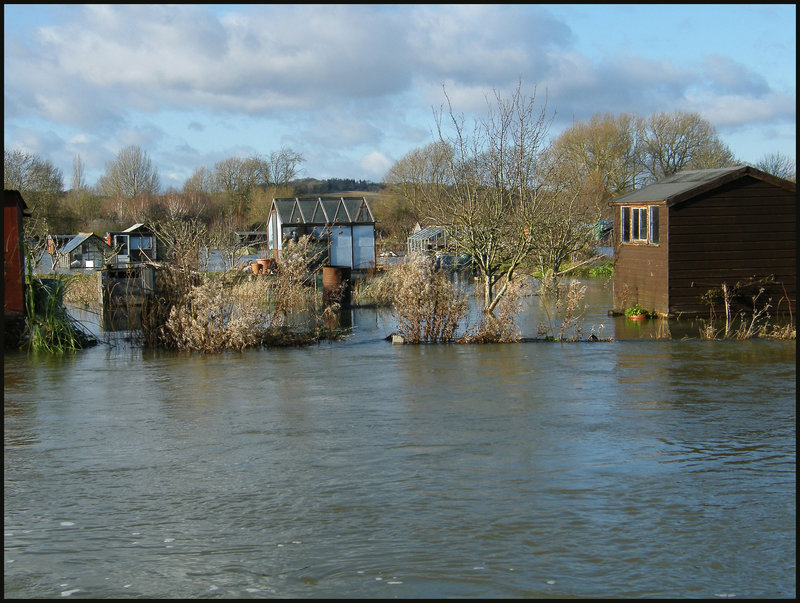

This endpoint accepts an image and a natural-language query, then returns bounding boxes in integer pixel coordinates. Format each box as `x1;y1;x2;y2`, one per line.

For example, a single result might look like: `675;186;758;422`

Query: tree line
4;82;796;319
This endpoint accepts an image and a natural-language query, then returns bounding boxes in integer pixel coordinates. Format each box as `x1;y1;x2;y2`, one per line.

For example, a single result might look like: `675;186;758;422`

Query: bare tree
4;148;64;232
384;140;453;216
97;145;161;199
60;154;103;232
409;81;554;317
183;166;218;196
756;152;796;181
639;111;736;181
213;155;269;222
212;149;304;223
152;213;210;272
539;112;644;218
71;154;87;192
208;209;245;271
268;147;305;186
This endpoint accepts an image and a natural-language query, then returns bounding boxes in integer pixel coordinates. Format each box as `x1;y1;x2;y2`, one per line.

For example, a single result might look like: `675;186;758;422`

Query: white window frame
621;205;659;245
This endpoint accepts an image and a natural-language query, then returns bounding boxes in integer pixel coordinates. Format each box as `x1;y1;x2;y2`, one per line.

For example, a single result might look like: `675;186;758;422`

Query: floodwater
4;279;796;598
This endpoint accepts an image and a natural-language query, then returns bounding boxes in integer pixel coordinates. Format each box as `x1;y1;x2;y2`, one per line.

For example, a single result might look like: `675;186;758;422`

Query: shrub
537;280;589;341
137;234;341;352
163;279;268;352
388;254;467;343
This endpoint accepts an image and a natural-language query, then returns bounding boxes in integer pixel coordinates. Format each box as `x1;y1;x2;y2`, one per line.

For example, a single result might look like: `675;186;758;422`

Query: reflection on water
4;279;796;598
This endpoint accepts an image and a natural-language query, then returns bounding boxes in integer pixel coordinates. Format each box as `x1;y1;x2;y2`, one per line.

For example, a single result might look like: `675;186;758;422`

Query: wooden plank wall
612;206;669;314
667;177;796;316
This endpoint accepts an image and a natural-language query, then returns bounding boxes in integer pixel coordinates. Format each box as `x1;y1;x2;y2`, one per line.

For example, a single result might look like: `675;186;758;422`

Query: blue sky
4;4;796;191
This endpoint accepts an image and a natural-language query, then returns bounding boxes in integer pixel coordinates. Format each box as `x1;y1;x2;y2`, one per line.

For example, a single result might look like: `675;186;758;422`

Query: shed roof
59;233;111;255
121;223;152;233
272;197;375;225
608;165;796;208
408;225;447;242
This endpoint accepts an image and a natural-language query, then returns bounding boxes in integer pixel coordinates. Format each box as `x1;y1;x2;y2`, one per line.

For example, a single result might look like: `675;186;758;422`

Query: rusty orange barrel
322;266;351;307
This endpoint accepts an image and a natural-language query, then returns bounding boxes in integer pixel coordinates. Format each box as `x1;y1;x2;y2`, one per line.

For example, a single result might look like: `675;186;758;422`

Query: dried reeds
387;254;467;343
700;280;796;340
134;235;344;352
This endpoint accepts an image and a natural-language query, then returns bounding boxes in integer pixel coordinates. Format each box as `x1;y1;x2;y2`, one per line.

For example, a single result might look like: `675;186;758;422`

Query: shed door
330;226;353;268
113;234;130;263
352;225;375;269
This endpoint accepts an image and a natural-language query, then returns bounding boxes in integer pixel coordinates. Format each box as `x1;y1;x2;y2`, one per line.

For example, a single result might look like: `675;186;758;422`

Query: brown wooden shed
609;166;796;317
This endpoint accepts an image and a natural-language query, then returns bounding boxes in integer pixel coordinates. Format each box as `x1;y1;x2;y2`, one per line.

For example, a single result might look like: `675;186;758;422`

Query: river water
4;278;796;598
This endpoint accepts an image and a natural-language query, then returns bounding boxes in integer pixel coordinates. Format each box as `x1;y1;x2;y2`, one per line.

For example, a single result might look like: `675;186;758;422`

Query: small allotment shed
268;197;376;270
105;223;164;266
407;225;449;255
609;166;796;317
57;233;113;270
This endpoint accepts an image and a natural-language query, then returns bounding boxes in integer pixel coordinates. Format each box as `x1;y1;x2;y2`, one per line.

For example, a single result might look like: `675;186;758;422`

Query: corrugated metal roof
608;165;795;207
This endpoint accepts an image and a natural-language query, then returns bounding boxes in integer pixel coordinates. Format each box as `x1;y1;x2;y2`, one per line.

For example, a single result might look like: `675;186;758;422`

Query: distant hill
291;177;385;195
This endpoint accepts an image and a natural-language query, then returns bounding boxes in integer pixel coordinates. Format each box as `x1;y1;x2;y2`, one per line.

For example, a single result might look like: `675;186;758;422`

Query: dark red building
4;190;29;316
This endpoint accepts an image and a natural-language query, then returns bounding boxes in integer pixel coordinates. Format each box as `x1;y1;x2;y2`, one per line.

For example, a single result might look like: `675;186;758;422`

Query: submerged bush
536;279;589;341
163;279;267;352
388;254;467;343
459;277;528;343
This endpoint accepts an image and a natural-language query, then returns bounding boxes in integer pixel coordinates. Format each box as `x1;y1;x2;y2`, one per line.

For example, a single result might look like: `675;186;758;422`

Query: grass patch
23;276;97;353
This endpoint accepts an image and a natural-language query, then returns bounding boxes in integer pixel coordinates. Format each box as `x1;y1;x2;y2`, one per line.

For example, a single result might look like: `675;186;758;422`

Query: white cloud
3;4;795;185
360;151;393;179
684;92;797;129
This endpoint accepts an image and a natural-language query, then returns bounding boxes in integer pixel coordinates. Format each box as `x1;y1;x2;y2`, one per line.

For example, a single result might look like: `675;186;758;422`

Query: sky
3;4;796;192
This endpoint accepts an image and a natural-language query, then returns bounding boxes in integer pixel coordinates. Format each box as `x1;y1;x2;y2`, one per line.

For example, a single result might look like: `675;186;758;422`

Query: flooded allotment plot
4;279;796;598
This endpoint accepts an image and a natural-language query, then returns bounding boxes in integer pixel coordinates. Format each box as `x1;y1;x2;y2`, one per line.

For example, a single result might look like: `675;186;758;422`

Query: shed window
649;206;659;244
130;235;153;251
621;205;659;245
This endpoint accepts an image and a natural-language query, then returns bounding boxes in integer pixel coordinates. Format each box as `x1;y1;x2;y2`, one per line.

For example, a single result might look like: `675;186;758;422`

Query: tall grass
17;233;97;353
23;275;96;353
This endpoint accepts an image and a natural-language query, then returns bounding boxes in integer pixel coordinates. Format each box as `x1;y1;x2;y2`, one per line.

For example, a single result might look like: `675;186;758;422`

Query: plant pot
627;313;647;321
251;263;261;275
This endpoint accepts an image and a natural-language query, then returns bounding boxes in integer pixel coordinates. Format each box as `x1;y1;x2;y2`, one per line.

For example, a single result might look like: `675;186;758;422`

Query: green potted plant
624;303;650;321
